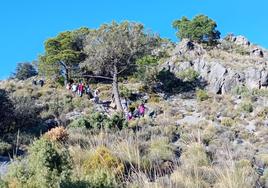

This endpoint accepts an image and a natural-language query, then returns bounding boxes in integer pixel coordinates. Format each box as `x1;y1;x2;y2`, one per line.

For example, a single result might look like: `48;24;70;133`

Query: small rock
245;123;256;133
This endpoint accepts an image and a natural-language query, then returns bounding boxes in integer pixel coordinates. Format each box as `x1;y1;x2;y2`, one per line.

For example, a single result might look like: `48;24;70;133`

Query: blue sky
0;0;267;80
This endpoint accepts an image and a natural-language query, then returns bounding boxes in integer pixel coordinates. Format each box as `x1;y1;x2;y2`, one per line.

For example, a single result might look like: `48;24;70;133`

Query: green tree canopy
39;27;90;84
172;14;220;44
13;62;37;80
81;21;159;111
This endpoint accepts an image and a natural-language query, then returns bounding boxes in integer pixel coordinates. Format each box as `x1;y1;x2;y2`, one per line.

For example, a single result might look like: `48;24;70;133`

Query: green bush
0;178;7;188
85;169;117;188
196;89;209;101
221;117;234;127
69;117;92;129
0;141;12;156
148;137;174;162
135;55;159;93
83;146;124;175
88;112;107;129
232;86;250;96
6;138;72;188
119;86;132;99
104;113;128;130
177;68;199;82
240;101;253;113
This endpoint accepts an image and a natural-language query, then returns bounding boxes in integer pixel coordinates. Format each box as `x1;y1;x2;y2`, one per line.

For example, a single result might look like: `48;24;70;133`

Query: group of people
66;81;150;121
123;101;147;121
66;82;100;103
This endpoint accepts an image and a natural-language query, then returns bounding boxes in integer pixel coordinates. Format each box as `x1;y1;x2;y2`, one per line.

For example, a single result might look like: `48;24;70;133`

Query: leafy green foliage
86;169;117;188
148;137;174;162
0;141;12;156
68;117;91;129
81;21;159;78
135;55;159;92
196;89;209;101
39;28;89;80
81;21;159;111
221;117;235;127
177;68;199;82
83;146;124;176
68;112;127;131
6;138;72;188
173;14;220;44
13;62;37;80
239;101;253;113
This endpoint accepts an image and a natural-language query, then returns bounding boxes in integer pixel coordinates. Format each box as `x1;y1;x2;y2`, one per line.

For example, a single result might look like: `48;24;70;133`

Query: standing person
78;82;84;97
138;103;146;117
121;97;128;111
66;82;71;90
71;82;77;95
39;79;44;87
85;83;93;98
32;79;37;86
126;109;133;121
93;89;100;104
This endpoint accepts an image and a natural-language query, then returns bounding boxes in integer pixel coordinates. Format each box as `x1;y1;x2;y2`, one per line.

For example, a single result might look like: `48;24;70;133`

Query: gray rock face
251;47;264;58
229;35;251;46
163;38;268;94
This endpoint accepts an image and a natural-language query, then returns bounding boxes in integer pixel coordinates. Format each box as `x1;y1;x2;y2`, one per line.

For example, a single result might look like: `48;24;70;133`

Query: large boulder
251;47;264;58
229;35;251;46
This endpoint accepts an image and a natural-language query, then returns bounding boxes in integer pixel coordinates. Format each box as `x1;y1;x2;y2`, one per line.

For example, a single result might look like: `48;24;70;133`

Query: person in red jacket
78;82;84;97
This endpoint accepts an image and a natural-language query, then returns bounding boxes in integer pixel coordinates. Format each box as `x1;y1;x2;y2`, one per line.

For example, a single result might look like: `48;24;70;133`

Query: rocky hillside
163;35;268;94
0;34;268;187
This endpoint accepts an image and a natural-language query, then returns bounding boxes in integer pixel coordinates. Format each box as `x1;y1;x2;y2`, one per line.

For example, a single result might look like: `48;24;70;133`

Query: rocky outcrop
163;38;268;94
229;35;251;46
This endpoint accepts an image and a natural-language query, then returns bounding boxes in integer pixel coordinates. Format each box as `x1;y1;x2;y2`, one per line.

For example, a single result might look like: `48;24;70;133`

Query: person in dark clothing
32;80;37;85
39;79;44;87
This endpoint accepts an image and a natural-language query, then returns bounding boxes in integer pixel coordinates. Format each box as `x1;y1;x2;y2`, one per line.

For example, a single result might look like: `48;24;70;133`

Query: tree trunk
112;65;123;112
64;68;69;86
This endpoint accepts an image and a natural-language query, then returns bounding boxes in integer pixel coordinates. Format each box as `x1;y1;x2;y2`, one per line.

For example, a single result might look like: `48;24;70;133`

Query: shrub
232;85;250;96
221;117;234;127
0;178;7;188
256;154;268;167
0;141;12;156
104;113;128;130
44;126;69;142
239;101;253;113
85;169;117;188
177;68;199;82
171;170;210;188
257;107;268;120
148;137;174;162
6;138;72;188
135;55;159;93
68;117;91;129
88;112;107;130
83;146;124;176
180;143;210;168
119;86;132;99
13;62;37;80
215;160;257;188
196;89;209;101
